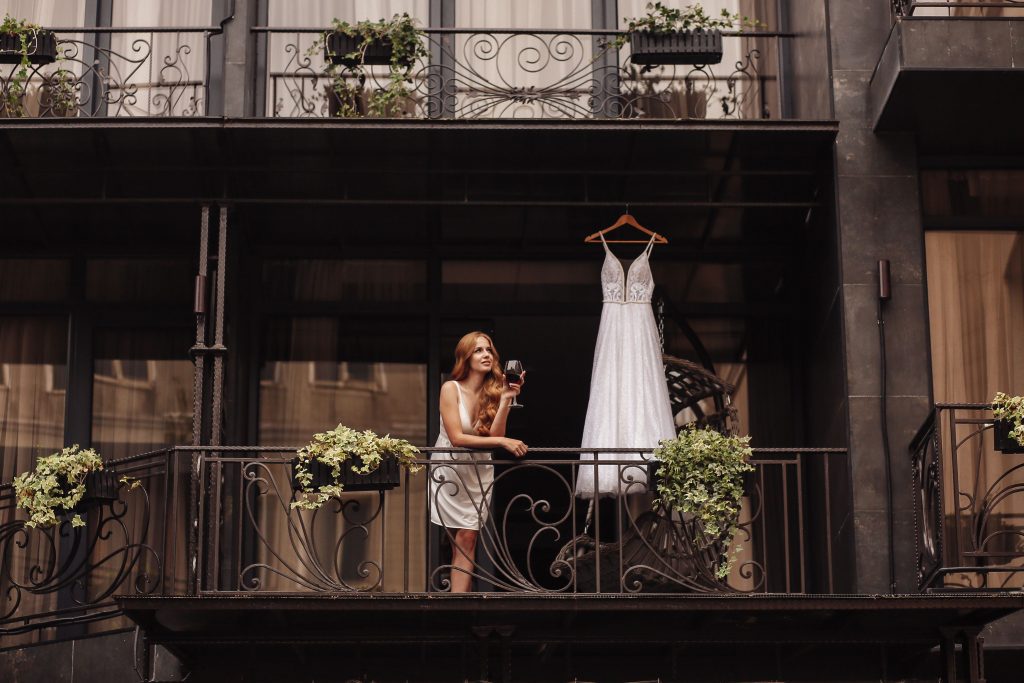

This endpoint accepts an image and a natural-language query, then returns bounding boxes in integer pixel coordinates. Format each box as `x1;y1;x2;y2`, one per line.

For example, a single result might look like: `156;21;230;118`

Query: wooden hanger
583;212;669;244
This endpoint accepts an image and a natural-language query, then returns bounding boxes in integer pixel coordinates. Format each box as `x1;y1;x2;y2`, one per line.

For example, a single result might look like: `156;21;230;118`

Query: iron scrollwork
0;479;160;634
270;30;769;121
0;31;207;118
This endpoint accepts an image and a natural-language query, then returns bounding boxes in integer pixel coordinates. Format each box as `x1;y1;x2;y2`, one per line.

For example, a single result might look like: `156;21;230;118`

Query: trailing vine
993;392;1024;447
654;425;754;579
312;13;427;118
1;14;75;117
293;424;422;511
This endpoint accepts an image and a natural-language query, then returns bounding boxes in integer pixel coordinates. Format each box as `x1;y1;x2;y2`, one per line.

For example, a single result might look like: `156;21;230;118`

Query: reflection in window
91;328;193;461
255;317;428;591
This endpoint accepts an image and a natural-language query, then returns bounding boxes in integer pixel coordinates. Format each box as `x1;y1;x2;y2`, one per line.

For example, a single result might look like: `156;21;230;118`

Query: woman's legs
450;528;478;592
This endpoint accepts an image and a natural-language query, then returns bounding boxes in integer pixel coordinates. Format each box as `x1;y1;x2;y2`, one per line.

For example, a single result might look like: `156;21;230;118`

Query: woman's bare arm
440;381;526;456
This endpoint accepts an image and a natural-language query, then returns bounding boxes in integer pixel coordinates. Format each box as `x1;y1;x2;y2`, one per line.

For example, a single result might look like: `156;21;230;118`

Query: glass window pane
0;317;67;483
262;259;427;303
86;259;192;304
456;1;591;28
259;317;426;444
0;260;70;302
110;0;214;26
91;327;193;460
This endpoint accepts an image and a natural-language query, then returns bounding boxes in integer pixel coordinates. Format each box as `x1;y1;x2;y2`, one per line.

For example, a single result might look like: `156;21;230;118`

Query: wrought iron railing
0;444;846;643
911;403;1024;590
258;27;783;120
0;448;185;647
0;27;213;118
893;0;1024;16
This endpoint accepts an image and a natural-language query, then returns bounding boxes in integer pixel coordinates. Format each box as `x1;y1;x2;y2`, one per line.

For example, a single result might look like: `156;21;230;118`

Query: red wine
505;372;521;384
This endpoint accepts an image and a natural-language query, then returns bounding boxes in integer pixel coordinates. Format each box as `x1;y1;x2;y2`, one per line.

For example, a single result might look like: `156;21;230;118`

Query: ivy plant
612;2;764;48
293;424;422;511
312;13;427;118
993;392;1024;447
653;425;754;579
1;14;75;117
13;445;103;528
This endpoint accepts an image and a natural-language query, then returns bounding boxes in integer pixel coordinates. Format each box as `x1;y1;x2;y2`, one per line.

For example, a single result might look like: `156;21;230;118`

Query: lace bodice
600;234;657;303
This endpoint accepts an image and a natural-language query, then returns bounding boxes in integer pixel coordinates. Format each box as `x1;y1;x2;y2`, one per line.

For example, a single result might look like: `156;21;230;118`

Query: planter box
629;29;723;66
325;32;394;67
292;455;401;493
58;469;119;514
994;419;1024;454
0;29;57;65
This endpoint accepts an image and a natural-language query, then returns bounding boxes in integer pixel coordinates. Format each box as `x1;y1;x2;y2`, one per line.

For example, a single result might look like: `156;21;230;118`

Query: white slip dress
575;233;677;498
429;381;494;529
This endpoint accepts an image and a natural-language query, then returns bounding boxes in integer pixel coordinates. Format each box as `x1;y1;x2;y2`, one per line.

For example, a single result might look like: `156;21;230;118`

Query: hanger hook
625;203;630;214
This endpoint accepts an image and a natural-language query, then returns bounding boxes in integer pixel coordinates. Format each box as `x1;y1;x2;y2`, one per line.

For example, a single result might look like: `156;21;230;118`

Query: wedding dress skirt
576;235;676;498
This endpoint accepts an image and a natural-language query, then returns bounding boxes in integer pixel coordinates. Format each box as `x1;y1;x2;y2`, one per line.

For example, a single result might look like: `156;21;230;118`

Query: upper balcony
869;1;1024;145
0;21;800;123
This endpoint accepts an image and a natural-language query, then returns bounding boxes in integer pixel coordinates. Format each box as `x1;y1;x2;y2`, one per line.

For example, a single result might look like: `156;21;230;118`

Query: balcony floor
120;592;1023;682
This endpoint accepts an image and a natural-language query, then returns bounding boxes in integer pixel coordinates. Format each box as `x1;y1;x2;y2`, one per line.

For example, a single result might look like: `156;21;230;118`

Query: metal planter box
325;32;394;67
629;29;723;66
292;455;401;493
994;419;1024;454
0;30;57;65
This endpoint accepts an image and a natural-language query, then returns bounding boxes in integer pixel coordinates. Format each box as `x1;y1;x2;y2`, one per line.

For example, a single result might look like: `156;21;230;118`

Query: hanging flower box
292;454;402;494
629;29;724;66
325;32;394;67
75;470;120;509
994;420;1024;455
0;29;57;65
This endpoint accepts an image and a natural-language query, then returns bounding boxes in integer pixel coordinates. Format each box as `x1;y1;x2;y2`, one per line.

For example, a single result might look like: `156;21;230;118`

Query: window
92;359;156;387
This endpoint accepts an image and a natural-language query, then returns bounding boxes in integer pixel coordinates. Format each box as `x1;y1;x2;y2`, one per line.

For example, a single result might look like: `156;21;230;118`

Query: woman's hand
500;370;525;405
499;437;528;458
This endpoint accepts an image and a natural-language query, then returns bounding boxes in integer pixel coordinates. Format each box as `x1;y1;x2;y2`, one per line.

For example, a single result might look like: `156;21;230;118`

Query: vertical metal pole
188;205;210;596
205;206;228;589
591;0;620;119
428;0;456;118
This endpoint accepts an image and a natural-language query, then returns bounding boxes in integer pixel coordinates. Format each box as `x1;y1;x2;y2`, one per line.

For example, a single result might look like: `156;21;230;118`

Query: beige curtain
926;230;1024;587
108;0;213;115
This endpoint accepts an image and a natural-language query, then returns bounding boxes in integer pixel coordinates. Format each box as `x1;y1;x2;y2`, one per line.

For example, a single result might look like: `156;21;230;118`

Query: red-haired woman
429;331;527;592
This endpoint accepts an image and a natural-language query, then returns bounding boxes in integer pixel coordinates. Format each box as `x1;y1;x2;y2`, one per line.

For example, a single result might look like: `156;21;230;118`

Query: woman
430;331;526;592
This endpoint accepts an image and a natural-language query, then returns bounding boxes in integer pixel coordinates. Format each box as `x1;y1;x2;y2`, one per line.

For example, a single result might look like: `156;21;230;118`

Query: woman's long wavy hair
450;331;504;436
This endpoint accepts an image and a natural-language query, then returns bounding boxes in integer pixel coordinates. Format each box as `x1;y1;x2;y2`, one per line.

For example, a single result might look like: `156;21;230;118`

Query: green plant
292;424;422;510
1;14;44;116
653;425;754;579
612;2;764;48
43;66;77;115
993;392;1024;447
313;13;427;118
13;445;104;528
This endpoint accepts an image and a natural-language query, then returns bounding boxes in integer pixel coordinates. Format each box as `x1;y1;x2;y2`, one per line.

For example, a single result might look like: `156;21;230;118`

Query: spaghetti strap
643;233;657;257
599;232;612;254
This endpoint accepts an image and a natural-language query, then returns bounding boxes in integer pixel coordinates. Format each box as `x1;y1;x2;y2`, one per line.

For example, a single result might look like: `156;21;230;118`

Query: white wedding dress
576;234;676;498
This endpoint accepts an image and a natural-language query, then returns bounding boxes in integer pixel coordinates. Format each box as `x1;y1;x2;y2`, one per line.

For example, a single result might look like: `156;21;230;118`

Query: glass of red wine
504;359;524;408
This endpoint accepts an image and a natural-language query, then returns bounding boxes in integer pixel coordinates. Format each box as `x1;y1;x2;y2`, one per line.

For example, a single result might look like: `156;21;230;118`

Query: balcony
911;403;1024;591
3;445;1022;681
0;25;792;121
869;2;1024;144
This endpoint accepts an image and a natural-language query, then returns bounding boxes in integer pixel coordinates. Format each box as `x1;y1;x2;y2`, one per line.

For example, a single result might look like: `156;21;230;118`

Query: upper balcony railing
258;27;783;120
893;0;1024;16
0;444;845;647
0;25;785;121
0;27;213;118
